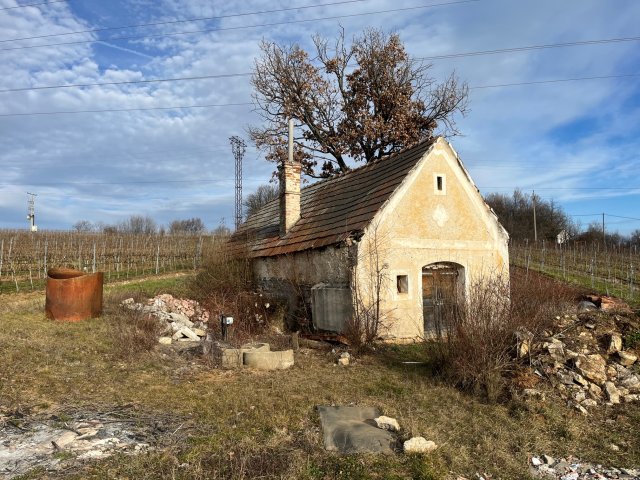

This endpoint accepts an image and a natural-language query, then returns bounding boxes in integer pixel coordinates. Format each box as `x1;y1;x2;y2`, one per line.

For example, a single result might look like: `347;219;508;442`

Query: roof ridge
300;137;436;191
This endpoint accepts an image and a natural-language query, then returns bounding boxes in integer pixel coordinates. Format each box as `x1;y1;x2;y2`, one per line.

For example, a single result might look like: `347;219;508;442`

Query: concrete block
243;349;294;370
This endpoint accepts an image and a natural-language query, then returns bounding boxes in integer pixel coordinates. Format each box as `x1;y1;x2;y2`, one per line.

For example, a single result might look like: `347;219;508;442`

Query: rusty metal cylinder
45;268;104;321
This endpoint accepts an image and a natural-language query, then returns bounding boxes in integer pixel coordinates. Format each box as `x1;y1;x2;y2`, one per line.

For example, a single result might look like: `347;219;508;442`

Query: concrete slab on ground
317;405;396;454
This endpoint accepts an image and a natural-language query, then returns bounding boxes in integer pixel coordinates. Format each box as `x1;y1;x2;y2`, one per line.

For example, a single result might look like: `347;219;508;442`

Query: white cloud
0;0;638;233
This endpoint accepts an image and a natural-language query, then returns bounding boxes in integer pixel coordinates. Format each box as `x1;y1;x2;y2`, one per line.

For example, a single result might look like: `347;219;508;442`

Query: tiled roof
231;139;435;257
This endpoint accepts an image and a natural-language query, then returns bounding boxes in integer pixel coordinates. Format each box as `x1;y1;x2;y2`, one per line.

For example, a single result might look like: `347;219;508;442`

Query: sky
0;0;639;235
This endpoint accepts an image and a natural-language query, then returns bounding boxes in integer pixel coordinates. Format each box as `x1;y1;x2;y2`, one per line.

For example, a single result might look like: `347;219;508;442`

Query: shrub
431;268;574;401
188;238;281;345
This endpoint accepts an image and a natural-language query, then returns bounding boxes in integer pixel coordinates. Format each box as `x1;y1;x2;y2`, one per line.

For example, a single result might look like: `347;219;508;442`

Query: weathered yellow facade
353;138;509;340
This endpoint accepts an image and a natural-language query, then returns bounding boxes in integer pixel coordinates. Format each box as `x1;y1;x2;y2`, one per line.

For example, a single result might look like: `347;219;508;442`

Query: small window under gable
397;275;409;294
434;173;446;195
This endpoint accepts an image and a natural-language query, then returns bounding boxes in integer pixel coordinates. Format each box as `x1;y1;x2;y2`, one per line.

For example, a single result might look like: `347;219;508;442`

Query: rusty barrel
45;268;104;321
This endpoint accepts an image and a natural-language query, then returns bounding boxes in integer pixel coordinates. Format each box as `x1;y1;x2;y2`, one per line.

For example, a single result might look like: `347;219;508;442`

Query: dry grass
1;275;639;479
431;268;579;401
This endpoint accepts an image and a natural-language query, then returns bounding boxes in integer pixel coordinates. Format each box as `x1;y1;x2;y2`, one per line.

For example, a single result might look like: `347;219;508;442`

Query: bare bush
345;221;390;350
432;268;575;401
188;240;281;345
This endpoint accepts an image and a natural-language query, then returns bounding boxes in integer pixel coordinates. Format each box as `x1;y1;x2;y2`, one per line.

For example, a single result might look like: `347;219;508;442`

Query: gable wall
355;139;509;340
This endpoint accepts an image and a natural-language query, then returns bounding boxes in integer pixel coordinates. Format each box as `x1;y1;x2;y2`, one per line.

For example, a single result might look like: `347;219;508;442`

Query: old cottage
232;137;509;341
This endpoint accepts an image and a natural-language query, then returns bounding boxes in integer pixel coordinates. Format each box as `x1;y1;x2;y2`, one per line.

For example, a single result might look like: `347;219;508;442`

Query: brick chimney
280;119;301;236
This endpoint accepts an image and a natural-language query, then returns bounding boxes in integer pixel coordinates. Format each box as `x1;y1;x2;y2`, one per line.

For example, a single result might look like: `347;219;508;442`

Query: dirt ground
1;277;639;479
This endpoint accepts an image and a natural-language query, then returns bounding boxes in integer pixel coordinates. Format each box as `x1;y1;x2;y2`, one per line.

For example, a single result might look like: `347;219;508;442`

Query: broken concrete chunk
192;327;206;337
178;327;199;341
168;312;193;327
374;416;400;432
403;437;437;454
158;337;172;345
243;349;294;370
338;357;349;366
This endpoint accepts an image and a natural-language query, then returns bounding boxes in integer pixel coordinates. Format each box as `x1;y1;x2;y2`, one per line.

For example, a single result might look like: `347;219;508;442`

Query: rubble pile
121;294;210;345
524;295;639;414
529;454;640;479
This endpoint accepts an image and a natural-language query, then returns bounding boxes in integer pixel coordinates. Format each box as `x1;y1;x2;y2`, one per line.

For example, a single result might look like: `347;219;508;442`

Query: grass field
1;275;639;479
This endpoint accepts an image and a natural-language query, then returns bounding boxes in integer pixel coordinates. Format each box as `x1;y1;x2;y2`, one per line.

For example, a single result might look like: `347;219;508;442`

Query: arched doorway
422;262;464;337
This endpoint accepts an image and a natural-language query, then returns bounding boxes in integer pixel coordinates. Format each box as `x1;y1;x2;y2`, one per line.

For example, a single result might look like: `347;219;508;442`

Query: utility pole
229;136;246;230
26;192;38;232
602;212;606;248
532;190;537;242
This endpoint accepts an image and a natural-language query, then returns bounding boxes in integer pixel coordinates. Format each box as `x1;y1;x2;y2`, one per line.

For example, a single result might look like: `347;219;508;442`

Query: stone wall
253;244;354;329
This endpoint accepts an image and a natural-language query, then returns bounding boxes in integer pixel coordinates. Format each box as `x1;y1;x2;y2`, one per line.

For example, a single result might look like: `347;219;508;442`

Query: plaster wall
355;139;509;341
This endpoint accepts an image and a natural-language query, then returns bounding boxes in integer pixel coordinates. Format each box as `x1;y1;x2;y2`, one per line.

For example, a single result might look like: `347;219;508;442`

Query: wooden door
422;265;459;337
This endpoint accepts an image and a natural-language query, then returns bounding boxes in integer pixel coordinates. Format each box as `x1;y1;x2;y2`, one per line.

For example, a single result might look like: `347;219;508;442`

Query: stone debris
338;352;350;366
403;437;437;454
120;294;209;344
522;297;639;412
0;414;151;478
530;455;640;479
373;415;400;432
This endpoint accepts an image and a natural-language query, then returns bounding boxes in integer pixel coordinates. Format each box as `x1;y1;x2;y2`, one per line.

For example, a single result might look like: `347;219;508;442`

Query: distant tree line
71;216;231;236
485;190;640;246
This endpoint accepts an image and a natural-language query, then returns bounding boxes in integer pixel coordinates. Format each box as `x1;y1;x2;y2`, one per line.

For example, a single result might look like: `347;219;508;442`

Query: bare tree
250;28;468;178
118;215;157;235
72;220;93;232
243;184;279;217
169;217;206;235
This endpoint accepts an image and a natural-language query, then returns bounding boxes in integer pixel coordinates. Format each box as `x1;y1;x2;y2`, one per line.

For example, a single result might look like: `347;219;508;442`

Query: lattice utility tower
26;192;38;232
229;136;246;230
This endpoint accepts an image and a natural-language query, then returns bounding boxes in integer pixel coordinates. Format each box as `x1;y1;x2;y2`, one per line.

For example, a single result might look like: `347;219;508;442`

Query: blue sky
0;0;639;234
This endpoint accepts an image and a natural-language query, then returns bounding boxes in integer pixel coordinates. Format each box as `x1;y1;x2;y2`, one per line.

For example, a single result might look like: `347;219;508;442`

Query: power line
0;71;637;111
0;0;481;52
0;102;253;116
417;35;640;61
0;179;230;186
0;73;251;93
480;186;640;191
0;0;370;43
0;0;65;11
471;73;640;89
607;214;640;221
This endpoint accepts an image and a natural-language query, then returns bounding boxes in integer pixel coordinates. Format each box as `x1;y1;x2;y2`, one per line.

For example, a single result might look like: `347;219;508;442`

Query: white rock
337;357;349;366
604;381;620;404
617;351;638;366
531;456;543;466
403;437;437;453
169;313;193;327
374;416;400;432
158;337;172;345
53;431;78;449
607;334;623;354
179;327;200;341
193;328;206;337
